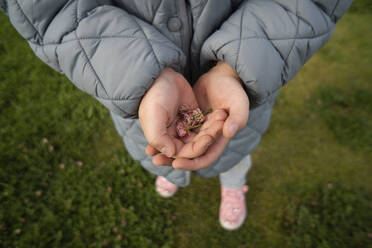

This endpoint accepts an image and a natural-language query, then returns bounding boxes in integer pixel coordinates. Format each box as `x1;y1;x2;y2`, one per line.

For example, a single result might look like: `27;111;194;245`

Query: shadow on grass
311;82;372;153
281;183;372;248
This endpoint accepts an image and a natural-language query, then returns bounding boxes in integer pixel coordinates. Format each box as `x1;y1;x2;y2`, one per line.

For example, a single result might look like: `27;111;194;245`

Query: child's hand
171;61;250;170
146;109;227;166
139;67;218;164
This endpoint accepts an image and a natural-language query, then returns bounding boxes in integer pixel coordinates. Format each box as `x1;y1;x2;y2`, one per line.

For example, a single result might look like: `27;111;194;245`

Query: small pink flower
192;108;204;123
176;120;188;137
176;104;209;137
183;113;193;125
179;104;193;113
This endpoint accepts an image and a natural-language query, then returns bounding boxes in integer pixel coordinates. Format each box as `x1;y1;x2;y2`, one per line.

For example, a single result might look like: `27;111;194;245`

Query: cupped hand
146;109;228;166
139;67;224;165
172;61;250;170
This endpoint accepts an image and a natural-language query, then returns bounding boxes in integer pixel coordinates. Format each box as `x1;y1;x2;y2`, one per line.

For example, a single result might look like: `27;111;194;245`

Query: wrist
211;61;240;79
208;61;244;89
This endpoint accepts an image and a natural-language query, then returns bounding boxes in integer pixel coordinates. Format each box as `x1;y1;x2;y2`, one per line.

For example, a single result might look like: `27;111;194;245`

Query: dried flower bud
176;104;209;137
176;120;188;137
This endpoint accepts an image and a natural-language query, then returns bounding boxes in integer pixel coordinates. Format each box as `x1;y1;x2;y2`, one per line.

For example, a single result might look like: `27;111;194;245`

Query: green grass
1;6;372;248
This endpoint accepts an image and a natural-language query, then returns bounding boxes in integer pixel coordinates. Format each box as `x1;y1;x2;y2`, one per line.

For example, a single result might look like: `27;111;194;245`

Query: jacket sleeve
200;0;352;109
0;0;186;118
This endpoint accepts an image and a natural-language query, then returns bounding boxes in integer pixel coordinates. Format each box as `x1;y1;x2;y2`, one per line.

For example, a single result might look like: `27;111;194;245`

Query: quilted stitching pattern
200;0;352;109
1;0;352;186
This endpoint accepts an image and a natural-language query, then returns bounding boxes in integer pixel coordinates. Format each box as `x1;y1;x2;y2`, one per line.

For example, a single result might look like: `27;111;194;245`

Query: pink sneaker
219;185;249;230
155;176;178;198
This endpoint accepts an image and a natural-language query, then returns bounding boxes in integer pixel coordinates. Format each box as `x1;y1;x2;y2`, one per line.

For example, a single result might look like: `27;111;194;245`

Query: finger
172;136;229;171
181;109;226;144
176;134;214;159
179;131;197;145
152;154;174;166
176;115;225;159
223;95;249;138
146;145;160;156
140;104;176;158
199;109;228;132
178;109;227;144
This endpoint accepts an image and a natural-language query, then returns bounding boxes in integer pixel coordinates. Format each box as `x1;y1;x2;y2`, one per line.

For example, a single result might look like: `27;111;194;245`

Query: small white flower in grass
42;138;48;144
76;161;83;167
35;190;42;197
59;163;65;169
48;145;54;152
116;234;122;240
14;229;21;234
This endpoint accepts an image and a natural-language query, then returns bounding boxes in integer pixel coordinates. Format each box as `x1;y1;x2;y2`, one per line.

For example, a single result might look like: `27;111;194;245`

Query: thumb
222;97;249;139
139;104;176;158
150;132;176;158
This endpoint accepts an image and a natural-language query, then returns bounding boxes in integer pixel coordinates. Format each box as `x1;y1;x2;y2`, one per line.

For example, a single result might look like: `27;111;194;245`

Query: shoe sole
219;211;246;230
156;187;177;198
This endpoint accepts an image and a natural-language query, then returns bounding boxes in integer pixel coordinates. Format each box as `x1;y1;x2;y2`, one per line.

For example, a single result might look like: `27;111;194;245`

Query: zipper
177;0;193;80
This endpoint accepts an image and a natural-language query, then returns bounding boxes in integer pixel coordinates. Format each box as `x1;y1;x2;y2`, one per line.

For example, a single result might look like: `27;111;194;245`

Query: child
0;0;352;230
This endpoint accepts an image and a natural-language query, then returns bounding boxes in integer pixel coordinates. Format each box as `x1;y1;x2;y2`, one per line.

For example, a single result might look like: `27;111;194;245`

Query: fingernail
229;123;238;136
162;147;172;157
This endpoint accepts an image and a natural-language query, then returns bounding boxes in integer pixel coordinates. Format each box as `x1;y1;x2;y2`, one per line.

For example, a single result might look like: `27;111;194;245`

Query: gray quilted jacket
1;0;352;186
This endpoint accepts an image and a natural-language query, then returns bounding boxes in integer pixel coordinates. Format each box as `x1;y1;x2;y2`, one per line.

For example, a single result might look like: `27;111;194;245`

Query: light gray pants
219;155;252;189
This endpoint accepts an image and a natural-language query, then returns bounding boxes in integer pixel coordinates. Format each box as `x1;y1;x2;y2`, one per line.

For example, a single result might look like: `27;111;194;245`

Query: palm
142;63;249;170
139;68;198;158
140;68;225;166
172;62;249;170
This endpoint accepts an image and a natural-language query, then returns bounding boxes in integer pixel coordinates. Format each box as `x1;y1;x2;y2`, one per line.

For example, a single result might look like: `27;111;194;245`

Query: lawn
1;4;371;248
